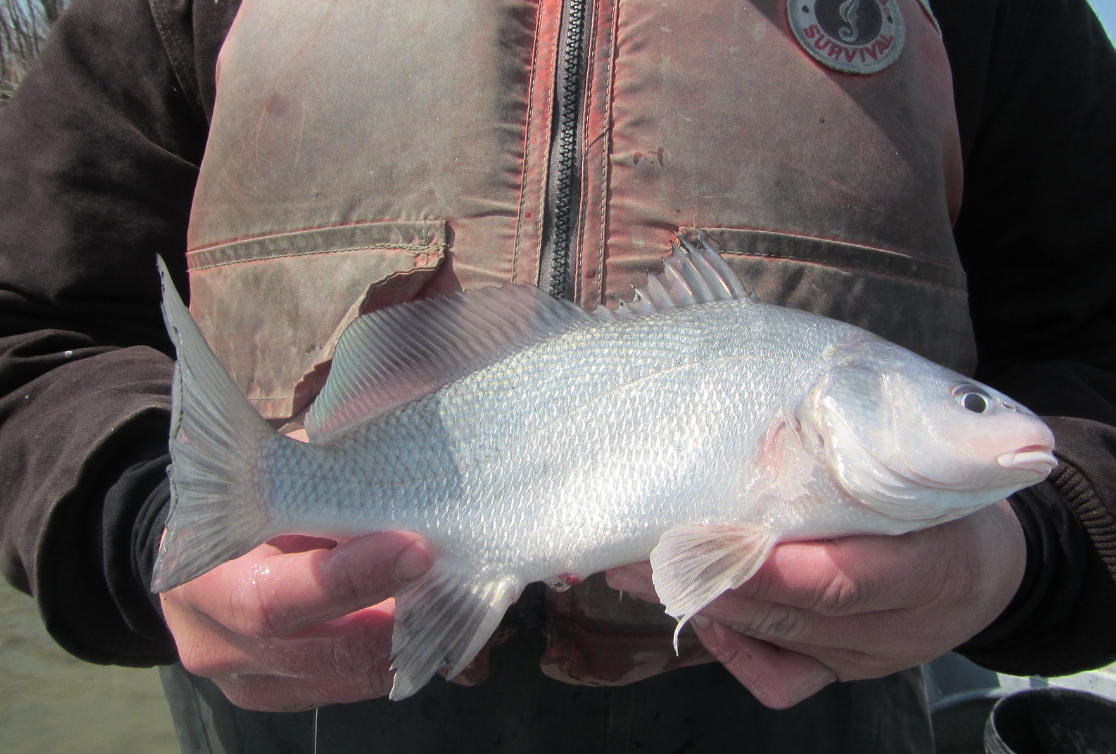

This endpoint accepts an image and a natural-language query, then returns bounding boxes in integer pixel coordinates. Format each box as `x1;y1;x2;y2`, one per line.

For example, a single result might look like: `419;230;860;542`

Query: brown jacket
1;0;1114;687
185;0;973;686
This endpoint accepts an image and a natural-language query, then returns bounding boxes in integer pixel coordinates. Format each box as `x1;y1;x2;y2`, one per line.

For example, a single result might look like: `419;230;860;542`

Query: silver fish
152;240;1056;700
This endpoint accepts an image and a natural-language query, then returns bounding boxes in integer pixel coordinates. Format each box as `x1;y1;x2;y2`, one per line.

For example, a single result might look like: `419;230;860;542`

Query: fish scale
152;239;1057;700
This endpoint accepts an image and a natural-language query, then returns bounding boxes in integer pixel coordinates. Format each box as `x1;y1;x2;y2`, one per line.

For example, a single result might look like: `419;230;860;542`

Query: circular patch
787;0;906;75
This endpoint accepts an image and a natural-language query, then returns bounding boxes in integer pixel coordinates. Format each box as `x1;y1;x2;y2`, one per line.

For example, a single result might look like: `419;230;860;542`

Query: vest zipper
543;0;588;300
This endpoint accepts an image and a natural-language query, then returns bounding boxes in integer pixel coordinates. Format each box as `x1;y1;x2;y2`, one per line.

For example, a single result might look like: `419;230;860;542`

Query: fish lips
997;446;1058;475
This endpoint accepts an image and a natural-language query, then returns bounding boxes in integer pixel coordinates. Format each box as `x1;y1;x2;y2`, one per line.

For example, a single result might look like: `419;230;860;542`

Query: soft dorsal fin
306;238;752;442
305;285;594;441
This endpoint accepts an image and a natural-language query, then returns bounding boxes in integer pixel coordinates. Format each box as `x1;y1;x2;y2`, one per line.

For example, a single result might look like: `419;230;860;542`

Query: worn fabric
182;0;969;690
184;0;973;423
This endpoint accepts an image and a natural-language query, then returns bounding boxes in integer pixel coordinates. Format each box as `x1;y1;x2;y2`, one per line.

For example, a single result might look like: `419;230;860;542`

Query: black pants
160;629;933;754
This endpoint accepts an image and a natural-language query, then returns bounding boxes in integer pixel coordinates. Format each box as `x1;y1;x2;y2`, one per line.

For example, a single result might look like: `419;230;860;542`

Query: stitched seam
189;244;444;271
148;0;199;102
595;0;619;308
718;249;967;292
572;2;596;304
514;5;548;283
686;226;968;291
717;244;961;276
188;220;445;253
690;225;962;273
719;251;967;295
533;11;558;288
914;0;943;35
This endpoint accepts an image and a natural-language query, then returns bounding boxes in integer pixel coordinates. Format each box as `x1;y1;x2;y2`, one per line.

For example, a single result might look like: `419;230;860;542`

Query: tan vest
186;0;973;686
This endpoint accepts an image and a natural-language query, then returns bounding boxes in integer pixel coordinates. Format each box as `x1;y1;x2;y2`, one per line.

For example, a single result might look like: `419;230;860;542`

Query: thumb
172;531;434;638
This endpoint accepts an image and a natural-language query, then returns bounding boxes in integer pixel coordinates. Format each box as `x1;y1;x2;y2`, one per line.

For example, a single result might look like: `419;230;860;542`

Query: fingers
607;562;842;701
173;602;398;680
164;598;403;710
736;503;1024;618
735;533;953;616
605;533;942;616
161;530;435;711
692;619;836;710
696;592;955;664
606;503;1027;710
219;672;394;712
607;561;927;656
605;561;656;600
175;531;433;637
610;504;1020;620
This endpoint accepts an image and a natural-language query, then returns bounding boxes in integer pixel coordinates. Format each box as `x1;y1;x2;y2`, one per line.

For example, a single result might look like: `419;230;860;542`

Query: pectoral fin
650;524;777;652
390;564;519;700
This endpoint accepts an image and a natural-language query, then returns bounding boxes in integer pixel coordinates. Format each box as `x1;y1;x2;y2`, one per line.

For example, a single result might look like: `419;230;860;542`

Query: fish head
808;339;1056;523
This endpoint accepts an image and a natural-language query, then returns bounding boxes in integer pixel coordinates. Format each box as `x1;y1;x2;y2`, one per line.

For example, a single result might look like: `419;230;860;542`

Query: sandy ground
0;583;179;754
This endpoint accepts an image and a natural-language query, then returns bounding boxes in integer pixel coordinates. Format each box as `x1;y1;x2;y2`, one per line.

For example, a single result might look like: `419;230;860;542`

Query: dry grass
1;0;68;103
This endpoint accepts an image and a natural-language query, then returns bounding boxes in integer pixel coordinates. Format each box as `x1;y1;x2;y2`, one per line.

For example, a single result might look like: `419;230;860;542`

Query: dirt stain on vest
633;147;666;167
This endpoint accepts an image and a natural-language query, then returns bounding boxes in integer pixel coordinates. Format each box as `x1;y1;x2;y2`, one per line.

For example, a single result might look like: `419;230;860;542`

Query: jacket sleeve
0;0;228;665
935;0;1116;674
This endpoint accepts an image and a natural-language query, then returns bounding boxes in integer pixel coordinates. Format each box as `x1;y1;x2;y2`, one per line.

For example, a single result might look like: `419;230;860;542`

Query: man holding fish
0;0;1114;752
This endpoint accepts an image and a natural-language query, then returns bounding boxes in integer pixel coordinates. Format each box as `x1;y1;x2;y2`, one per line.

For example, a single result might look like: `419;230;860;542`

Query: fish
151;239;1057;700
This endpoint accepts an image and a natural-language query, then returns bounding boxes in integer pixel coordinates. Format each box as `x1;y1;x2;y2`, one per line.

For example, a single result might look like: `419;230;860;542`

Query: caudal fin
151;257;277;592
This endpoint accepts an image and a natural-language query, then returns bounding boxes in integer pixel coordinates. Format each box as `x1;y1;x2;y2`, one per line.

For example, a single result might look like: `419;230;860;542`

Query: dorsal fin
592;237;754;318
305;285;594;441
306;238;752;442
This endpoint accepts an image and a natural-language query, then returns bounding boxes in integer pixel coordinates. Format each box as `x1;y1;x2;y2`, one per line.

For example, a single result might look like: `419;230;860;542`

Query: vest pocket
681;227;977;375
186;220;447;421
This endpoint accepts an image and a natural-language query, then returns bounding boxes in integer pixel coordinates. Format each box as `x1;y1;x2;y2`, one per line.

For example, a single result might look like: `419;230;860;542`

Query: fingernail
692;615;712;629
700;620;732;659
393;541;432;583
608;568;650;593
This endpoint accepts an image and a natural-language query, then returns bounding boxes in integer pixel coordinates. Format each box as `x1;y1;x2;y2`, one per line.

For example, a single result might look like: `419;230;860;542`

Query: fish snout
994;414;1056;476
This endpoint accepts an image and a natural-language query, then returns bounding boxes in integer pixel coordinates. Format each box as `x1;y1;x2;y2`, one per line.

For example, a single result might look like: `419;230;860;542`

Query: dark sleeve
933;0;1116;674
0;0;232;665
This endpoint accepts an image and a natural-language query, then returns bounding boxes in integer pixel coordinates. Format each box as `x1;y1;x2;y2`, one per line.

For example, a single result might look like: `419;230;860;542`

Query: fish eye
952;384;993;414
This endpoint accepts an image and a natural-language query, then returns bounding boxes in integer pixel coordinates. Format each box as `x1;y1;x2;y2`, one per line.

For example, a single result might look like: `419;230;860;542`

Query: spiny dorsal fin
592;237;754;318
306;238;752;442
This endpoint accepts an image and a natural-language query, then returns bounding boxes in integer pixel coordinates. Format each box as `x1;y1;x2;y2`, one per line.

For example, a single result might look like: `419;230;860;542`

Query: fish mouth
997;445;1058;474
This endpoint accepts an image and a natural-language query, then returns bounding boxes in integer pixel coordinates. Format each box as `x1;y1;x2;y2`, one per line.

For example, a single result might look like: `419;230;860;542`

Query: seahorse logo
838;0;860;43
786;0;907;75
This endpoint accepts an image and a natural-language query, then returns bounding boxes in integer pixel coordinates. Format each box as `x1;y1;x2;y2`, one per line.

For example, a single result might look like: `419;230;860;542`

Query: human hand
160;531;433;711
605;500;1025;709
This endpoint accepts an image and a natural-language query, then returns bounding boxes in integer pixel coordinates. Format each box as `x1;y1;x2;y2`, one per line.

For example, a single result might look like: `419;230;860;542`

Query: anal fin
390;564;519;700
650;524;776;652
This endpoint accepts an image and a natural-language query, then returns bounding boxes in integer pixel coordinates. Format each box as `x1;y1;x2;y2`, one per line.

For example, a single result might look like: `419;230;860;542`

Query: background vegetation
1;0;68;104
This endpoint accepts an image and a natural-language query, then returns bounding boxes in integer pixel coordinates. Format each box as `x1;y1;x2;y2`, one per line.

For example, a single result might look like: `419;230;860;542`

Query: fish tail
151;257;277;593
